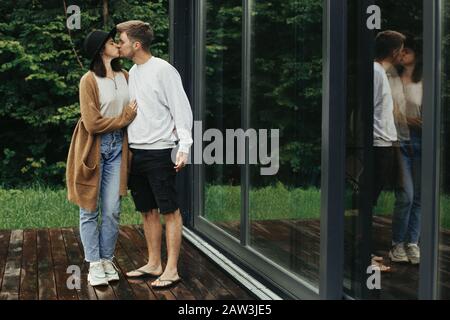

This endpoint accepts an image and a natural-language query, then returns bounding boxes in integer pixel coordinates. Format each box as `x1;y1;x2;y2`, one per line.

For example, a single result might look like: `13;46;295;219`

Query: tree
0;0;169;187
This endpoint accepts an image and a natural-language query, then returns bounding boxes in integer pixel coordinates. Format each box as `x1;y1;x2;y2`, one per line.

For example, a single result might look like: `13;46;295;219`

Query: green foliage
204;0;323;188
0;0;169;187
250;0;323;186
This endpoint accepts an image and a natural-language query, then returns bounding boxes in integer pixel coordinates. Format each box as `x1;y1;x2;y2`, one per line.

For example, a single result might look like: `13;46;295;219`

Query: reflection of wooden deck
217;216;450;300
0;225;254;300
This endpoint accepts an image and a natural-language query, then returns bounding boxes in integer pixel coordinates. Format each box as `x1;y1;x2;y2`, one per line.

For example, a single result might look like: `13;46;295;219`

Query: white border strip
182;227;283;300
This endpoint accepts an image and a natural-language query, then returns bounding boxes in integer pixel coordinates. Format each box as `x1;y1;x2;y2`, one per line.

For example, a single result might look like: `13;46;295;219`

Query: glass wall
182;0;447;299
198;0;323;293
344;0;423;299
438;0;450;300
248;0;322;286
202;0;242;239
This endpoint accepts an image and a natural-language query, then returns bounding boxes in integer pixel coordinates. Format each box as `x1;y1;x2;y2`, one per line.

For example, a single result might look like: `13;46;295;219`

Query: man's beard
119;50;134;59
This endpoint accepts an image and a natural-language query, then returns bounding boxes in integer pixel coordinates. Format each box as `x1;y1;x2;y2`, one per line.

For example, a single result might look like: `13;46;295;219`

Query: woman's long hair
396;34;423;83
90;40;122;77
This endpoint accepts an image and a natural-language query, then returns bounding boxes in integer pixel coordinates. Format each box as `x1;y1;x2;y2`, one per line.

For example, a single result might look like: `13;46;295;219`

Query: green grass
0;187;141;230
204;182;321;222
1;184;450;230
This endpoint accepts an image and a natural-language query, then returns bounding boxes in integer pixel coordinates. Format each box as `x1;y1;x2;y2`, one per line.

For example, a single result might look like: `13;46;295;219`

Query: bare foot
151;269;180;287
371;259;391;272
126;264;163;277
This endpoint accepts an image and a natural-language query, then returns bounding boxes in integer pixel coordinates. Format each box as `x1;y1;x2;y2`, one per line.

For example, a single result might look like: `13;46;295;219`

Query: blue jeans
79;130;123;262
392;132;422;245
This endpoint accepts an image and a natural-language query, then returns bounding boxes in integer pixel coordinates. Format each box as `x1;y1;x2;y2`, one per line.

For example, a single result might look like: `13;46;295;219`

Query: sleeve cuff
178;144;191;154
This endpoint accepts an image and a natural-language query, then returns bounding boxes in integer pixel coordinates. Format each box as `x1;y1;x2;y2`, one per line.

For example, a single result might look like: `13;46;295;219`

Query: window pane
248;0;323;286
438;0;450;300
202;0;242;239
344;0;422;299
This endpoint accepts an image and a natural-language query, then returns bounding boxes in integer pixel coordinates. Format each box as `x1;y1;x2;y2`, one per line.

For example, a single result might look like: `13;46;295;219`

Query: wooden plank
37;229;57;300
131;225;195;300
0;230;23;300
182;240;254;300
107;246;136;300
115;241;158;300
20;229;38;300
117;226;174;300
62;226;135;300
49;229;78;300
61;228;97;300
72;228;116;300
134;225;214;300
118;226;176;300
125;224;195;299
179;241;236;300
0;230;11;293
133;224;198;300
132;225;227;300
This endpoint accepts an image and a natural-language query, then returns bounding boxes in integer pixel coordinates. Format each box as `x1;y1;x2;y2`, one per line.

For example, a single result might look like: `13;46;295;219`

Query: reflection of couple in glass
373;30;422;271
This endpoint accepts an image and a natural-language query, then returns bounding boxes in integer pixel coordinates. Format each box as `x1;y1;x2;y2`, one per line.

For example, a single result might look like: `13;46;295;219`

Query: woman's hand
128;99;138;113
122;99;138;124
407;116;422;128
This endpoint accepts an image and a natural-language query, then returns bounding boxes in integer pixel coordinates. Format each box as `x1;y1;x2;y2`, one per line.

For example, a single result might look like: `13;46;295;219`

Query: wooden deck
0;225;254;300
3;217;448;300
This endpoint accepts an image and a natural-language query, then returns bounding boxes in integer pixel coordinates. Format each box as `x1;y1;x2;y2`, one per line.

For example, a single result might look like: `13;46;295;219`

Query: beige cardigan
66;70;136;212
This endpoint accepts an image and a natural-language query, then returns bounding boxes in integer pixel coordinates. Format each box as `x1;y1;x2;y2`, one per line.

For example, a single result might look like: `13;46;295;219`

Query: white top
387;66;423;141
373;62;398;146
94;72;129;117
127;56;193;154
404;81;423;119
387;66;410;142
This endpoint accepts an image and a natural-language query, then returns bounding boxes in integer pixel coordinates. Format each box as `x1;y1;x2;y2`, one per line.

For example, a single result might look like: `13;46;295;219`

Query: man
373;30;405;204
116;20;193;288
372;30;406;271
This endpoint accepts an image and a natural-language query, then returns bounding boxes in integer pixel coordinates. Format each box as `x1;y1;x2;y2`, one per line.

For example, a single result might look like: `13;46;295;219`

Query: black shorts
128;148;179;214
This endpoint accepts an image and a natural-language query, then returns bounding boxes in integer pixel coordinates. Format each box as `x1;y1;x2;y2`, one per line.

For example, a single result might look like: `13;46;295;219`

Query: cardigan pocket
78;159;98;186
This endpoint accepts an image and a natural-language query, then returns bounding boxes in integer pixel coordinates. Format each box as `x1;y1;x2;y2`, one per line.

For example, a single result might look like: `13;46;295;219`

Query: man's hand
174;151;188;172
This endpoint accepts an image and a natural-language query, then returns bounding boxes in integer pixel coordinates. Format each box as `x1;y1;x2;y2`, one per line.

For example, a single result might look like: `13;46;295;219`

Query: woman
66;28;137;286
389;34;423;265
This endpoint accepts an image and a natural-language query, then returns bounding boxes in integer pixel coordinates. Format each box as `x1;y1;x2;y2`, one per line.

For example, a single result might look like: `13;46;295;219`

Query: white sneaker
405;243;420;265
389;243;409;263
87;261;109;286
102;259;119;282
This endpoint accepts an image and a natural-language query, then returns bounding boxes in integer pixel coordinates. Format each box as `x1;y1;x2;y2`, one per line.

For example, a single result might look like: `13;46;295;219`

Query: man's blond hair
116;20;154;52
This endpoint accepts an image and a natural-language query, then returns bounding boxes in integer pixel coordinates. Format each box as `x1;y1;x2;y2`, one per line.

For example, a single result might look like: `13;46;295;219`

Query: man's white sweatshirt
127;56;193;154
373;62;397;146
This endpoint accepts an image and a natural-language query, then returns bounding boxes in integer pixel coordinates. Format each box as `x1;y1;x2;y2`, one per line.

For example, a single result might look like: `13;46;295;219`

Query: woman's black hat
83;27;117;69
